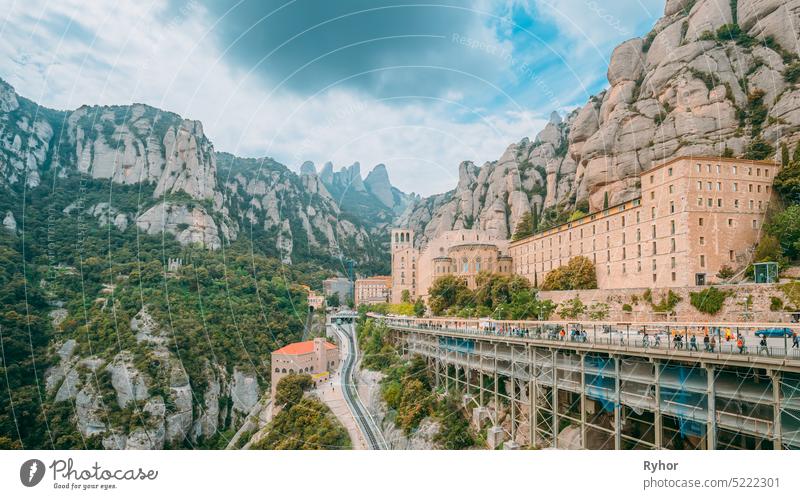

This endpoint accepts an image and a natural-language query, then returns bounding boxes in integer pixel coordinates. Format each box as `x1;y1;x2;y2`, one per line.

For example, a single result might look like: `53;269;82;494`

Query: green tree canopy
541;256;598;291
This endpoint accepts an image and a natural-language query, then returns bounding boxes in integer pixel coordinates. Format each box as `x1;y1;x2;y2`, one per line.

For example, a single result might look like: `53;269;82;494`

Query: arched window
275;368;279;373
289;369;294;374
281;368;286;373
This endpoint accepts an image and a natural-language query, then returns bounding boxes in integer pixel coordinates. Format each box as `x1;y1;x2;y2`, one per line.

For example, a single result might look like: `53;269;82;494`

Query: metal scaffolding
394;324;800;450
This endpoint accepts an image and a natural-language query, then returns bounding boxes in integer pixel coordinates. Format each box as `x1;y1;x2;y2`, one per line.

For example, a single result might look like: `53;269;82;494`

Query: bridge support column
580;353;587;449
479;342;485;407
529;346;538;449
654;361;662;449
613;356;621;450
493;344;499;416
552;349;558;449
510;347;516;443
706;365;716;450
772;370;782;450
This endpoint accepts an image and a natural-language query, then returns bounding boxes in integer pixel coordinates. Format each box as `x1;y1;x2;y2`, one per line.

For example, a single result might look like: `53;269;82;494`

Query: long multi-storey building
391;156;777;301
355;276;392;306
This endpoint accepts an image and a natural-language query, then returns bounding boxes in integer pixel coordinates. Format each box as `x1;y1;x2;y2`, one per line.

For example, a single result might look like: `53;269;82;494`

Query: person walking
710;335;717;353
689;334;698;351
793;331;799;349
737;336;745;354
703;334;710;352
758;334;769;356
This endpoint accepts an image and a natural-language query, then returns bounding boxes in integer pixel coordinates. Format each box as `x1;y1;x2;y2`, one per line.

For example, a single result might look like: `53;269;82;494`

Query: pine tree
603;191;609;210
793;143;800;166
532;203;539;232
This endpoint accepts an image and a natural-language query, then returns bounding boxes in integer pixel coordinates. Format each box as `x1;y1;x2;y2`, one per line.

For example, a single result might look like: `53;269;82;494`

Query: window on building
636;211;641;223
717;198;723;207
606;221;610;231
671;220;675;234
697;197;703;206
716;164;721;173
671;256;676;269
622;263;626;274
752;220;758;229
749;184;753;192
734;199;739;208
697;181;702;190
650;191;655;200
699;217;704;226
729;250;734;261
700;236;704;245
733;182;738;192
637;244;642;257
672;272;676;281
653;273;657;282
669;184;674;194
607;265;611;275
757;168;761;176
700;255;705;267
670;201;675;213
622;232;626;244
623;248;626;259
636;228;641;241
652;259;657;270
622;216;626;227
671;238;676;252
749;199;754;209
650;175;655;184
637;260;642;272
707;181;713;190
668;167;673;176
758;184;762;193
652;225;656;238
696;163;701;173
732;165;737;175
717;182;721;191
652;241;657;254
707;198;713;207
651;206;656;218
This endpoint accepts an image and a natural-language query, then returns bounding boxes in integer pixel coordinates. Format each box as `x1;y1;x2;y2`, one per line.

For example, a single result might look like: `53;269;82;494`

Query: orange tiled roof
273;340;337;356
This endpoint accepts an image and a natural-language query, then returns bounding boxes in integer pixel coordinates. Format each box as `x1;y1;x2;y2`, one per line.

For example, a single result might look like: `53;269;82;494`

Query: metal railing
377;317;800;362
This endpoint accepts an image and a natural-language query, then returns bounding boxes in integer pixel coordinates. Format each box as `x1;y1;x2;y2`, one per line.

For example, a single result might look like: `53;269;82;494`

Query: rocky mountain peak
300;160;316;176
364;163;393;208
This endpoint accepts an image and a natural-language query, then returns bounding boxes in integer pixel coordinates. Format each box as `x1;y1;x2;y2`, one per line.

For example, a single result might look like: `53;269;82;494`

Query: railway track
333;323;386;450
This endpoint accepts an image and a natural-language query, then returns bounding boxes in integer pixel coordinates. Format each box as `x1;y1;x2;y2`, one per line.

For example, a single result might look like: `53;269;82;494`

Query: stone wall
540;283;798;323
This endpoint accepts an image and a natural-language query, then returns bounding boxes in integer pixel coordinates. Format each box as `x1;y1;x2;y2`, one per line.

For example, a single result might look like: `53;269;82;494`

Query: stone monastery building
391;156;777;303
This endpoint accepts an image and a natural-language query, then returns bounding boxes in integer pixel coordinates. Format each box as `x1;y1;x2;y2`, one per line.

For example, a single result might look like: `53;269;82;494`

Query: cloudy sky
0;0;663;195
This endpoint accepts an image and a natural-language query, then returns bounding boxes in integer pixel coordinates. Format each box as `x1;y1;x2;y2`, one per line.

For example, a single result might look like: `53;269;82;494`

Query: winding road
331;322;387;450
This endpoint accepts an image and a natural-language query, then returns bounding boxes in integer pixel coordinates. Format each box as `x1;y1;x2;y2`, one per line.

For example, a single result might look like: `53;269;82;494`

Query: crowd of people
380;316;800;357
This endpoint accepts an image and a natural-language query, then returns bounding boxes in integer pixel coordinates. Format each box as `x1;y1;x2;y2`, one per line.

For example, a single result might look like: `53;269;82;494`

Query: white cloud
0;0;652;196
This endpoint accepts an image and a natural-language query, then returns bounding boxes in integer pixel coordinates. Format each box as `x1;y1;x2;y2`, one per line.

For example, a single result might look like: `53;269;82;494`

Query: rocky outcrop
136;202;222;250
230;368;259;425
70;105;216;201
2;211;16;232
107;352;149;409
364;164;394;208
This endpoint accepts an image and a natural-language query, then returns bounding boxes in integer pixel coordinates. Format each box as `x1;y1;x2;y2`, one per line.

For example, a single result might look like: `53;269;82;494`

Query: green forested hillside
0;171;330;449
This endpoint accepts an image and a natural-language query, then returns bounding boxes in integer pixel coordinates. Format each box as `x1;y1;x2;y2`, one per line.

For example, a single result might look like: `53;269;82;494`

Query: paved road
331;323;387;450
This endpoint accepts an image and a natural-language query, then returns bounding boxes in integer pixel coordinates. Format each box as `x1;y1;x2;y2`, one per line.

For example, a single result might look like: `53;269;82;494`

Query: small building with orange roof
270;337;340;395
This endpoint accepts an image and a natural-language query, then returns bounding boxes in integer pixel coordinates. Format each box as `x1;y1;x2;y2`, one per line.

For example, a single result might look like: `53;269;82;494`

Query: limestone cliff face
0;79;397;267
44;308;263;449
406;0;800;245
0;79;53;189
68;104;217;201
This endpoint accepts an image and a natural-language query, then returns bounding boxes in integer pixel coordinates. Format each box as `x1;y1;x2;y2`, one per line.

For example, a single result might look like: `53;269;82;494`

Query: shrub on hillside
689;287;729;315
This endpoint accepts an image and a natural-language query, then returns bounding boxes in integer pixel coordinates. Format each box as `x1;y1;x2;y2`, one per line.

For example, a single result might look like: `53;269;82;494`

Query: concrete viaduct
374;315;800;450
